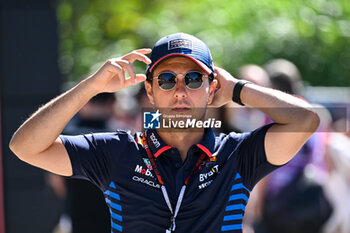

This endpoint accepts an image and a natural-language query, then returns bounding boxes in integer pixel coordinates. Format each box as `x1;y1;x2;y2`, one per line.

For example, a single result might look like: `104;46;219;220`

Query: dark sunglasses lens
185;72;203;89
158;72;176;90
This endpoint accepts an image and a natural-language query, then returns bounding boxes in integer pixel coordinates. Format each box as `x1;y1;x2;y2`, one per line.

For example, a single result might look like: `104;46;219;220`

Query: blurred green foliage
56;0;350;86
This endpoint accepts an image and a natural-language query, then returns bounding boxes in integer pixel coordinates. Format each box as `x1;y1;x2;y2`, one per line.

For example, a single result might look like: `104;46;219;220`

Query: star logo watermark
143;110;161;129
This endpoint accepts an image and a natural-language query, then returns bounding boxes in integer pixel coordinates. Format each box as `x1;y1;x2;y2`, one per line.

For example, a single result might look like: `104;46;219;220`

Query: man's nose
173;76;188;99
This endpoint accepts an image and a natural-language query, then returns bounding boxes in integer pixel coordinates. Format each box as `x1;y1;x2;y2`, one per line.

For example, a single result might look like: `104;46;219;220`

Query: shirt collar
145;129;172;158
196;127;215;158
145;128;215;158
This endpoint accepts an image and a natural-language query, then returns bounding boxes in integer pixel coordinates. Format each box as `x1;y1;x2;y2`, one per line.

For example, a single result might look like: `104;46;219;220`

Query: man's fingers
115;59;136;83
123;51;152;64
108;59;125;87
213;67;221;89
124;74;146;87
135;74;147;83
214;66;222;75
102;49;151;90
134;48;152;54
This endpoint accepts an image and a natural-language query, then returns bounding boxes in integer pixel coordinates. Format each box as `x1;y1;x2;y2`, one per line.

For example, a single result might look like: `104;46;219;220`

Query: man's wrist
78;78;102;99
232;80;252;106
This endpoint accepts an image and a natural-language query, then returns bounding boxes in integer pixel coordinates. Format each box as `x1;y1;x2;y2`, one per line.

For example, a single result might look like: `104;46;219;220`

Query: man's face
145;57;217;121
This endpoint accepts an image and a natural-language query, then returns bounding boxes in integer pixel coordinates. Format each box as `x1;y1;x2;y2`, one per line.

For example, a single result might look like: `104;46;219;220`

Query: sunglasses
153;71;208;91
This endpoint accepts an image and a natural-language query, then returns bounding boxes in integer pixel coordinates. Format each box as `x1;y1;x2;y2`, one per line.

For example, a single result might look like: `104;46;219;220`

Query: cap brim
149;53;212;75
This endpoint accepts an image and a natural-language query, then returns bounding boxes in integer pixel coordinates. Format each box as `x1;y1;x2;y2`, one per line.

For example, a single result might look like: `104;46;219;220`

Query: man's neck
156;129;205;161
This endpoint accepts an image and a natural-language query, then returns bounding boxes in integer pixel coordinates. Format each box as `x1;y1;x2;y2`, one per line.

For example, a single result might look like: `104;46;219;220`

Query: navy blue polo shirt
59;123;281;233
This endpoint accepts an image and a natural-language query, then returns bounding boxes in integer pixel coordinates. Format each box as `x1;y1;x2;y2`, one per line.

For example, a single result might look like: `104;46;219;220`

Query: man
9;33;319;233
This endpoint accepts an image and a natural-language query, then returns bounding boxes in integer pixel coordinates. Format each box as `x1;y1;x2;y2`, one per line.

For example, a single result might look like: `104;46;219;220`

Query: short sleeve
59;132;128;190
235;123;282;190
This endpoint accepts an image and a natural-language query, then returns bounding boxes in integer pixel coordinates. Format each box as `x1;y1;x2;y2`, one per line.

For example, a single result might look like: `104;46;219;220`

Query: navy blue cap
146;33;214;80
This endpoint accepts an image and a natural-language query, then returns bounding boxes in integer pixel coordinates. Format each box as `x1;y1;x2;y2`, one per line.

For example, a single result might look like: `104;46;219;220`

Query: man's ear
144;80;155;105
207;79;218;105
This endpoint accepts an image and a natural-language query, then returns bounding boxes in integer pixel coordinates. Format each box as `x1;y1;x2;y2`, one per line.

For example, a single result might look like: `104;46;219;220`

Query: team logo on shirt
149;132;161;148
198;165;219;190
133;163;159;189
142;158;153;170
134;164;154;178
199;165;219;182
132;176;160;189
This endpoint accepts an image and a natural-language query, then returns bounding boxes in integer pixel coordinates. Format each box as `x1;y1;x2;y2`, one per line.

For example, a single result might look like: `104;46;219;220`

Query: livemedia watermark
143;108;221;131
142;106;349;133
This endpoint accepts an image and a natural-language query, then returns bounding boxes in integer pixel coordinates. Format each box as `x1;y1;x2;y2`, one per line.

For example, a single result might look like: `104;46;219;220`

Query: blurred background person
322;115;350;233
264;58;304;95
251;59;333;233
238;65;271;87
110;86;146;134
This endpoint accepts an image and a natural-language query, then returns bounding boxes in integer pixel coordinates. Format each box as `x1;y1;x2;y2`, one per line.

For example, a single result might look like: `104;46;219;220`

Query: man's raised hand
86;49;152;93
209;67;237;107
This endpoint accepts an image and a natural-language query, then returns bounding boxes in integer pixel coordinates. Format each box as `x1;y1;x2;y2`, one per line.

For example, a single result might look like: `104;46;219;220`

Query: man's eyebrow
154;68;203;75
154;69;172;75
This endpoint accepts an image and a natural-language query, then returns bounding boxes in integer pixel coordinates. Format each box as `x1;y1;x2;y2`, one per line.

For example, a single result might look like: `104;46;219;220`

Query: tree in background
56;0;350;87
